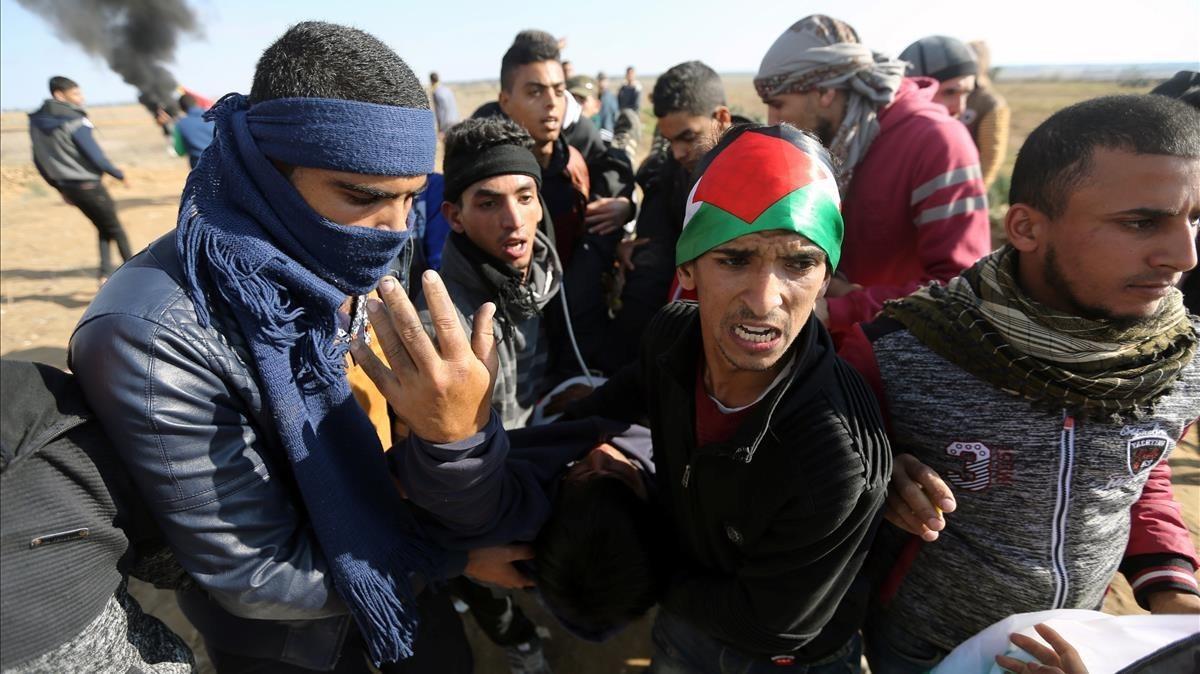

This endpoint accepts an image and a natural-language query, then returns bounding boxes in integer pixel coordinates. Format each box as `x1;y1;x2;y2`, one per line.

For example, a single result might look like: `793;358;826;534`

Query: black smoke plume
17;0;199;117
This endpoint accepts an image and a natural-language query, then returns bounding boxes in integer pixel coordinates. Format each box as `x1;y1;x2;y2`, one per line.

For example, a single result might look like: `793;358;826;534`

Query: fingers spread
377;274;437;370
420;270;470;362
367;297;417;376
349;338;403;408
471;302;499;381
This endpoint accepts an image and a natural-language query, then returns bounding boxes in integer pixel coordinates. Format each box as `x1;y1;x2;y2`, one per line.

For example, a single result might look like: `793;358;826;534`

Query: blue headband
243;96;436;176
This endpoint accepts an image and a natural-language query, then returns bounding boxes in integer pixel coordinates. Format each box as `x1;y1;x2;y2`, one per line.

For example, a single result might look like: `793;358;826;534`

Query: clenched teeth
734;324;779;343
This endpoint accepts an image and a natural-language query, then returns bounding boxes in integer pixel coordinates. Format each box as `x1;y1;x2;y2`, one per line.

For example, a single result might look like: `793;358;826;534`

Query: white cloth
931;609;1200;674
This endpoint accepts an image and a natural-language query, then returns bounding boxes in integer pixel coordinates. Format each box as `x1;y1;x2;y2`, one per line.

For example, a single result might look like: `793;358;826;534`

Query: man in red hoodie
754;15;991;340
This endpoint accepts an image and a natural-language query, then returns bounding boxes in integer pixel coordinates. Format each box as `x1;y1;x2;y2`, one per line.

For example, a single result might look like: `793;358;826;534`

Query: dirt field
2;79;1195;672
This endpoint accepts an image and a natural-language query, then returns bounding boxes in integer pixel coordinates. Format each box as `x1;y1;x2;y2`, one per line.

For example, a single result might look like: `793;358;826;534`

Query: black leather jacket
69;234;363;668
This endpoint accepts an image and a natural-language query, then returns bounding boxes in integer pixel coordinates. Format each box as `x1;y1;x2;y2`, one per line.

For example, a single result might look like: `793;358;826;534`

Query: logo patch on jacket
1125;427;1171;476
944;441;993;491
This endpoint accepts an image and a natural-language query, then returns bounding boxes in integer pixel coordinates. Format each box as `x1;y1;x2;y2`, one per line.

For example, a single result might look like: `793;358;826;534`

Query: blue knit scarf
176;93;440;664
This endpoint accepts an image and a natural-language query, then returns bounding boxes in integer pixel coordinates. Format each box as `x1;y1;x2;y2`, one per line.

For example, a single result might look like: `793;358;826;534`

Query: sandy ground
2;80;1196;673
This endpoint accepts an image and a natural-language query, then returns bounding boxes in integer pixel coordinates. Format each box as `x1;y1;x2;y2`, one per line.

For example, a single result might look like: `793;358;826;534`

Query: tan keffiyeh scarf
754;15;907;192
884;246;1197;421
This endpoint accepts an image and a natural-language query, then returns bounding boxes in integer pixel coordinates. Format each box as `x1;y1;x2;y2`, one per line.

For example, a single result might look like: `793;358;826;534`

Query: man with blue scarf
69;22;518;673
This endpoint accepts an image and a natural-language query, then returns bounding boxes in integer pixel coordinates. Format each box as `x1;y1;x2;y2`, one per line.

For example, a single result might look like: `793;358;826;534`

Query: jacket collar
657;306;831;463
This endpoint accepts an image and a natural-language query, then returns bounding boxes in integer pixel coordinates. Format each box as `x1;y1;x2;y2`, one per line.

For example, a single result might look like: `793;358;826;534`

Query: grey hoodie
419;229;563;428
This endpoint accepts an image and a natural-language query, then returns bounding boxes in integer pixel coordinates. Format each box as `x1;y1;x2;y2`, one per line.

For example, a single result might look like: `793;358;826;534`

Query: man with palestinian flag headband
566;123;891;671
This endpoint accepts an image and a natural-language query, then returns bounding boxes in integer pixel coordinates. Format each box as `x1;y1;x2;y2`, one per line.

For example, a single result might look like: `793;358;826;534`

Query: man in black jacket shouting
571;124;889;672
358;124;890;673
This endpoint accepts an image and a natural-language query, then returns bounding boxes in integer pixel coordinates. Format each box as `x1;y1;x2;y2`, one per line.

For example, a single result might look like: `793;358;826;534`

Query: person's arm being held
1120;442;1200;613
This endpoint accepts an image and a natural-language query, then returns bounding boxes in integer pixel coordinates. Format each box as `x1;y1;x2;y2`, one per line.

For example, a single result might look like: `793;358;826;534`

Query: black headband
443;144;543;203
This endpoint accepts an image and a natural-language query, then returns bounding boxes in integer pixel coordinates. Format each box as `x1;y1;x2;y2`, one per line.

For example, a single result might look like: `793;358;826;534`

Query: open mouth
501;239;528;259
733;323;781;344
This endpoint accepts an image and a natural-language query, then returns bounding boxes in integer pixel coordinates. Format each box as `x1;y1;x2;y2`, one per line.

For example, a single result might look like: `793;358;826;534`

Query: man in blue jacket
171;92;215;168
29;76;132;280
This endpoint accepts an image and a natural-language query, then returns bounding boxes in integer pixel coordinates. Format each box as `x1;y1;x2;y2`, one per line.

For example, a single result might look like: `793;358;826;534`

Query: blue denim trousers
646;610;862;674
862;612;949;674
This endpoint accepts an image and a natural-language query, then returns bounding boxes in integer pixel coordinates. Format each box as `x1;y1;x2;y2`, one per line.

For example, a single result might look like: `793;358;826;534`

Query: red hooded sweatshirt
827;77;991;340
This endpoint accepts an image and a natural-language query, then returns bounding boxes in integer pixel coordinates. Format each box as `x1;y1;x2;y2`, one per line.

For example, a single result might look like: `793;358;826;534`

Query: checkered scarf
754;15;906;192
884;246;1197;421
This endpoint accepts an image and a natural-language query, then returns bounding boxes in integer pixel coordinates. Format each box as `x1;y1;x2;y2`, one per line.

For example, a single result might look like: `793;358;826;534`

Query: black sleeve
561;359;647;425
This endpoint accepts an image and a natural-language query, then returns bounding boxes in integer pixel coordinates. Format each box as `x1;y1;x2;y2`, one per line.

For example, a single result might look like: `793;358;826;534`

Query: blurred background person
965;40;1011;189
899;35;978;120
29;75;133;282
618;66;642;112
170;92;214;169
431;71;460;135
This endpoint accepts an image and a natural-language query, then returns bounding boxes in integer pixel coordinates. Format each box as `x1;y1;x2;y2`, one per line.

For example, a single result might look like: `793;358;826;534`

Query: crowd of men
5;13;1199;674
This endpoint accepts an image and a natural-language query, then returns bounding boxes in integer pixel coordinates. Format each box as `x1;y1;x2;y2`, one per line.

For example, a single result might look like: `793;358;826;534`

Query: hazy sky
3;0;1198;109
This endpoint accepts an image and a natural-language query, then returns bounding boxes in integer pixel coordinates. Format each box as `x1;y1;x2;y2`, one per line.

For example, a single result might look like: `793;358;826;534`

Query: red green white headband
675;127;844;270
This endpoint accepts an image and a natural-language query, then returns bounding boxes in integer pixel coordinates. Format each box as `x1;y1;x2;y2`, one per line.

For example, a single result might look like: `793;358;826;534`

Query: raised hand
350;270;498;444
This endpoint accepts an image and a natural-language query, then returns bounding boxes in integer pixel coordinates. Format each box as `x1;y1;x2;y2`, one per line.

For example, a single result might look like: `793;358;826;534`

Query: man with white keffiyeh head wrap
755;15;991;345
754;15;906;192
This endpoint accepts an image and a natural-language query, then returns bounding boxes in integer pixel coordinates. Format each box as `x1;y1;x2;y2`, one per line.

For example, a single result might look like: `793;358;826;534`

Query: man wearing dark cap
70;21;518;672
898;35;978;119
755;16;991;342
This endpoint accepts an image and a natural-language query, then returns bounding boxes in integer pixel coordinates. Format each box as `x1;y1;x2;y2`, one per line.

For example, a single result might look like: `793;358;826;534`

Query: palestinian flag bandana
675;125;844;270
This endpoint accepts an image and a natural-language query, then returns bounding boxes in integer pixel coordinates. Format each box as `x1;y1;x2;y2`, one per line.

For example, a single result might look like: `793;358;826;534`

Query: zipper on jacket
1051;412;1076;608
682;464;691;488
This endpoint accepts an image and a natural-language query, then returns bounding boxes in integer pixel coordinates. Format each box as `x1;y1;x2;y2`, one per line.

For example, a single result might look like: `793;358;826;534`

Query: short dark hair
49;76;78;95
652;61;726;118
534;476;668;638
430;71;439;85
1009;95;1200;218
500;30;560;92
178;93;197;111
249;21;427;109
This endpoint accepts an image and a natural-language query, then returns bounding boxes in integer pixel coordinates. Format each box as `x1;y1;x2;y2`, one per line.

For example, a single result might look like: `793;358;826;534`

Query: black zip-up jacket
567;301;891;660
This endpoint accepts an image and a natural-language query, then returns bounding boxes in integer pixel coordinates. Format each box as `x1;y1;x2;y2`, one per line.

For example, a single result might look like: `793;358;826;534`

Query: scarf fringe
179;205;346;388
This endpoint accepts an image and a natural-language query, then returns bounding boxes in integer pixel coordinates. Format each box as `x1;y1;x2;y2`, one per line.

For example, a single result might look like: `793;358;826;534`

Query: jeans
647;610;862;674
862;612;948;674
58;181;132;277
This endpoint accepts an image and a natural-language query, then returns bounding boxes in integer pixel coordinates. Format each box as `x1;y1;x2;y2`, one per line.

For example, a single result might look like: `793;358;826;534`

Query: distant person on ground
70;21;524;672
756;15;991;341
170;92;215;168
595;71;620;133
964;41;1011;189
618;66;643;112
595;60;745;373
838;95;1200;673
898;35;978;119
430;71;460;134
566;125;890;673
29;76;133;281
